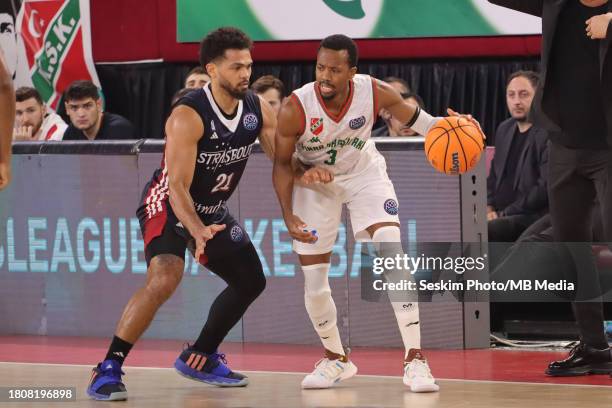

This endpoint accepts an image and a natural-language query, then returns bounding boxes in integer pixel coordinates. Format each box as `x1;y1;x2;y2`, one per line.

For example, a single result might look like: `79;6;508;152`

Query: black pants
548;142;612;349
488;213;542;242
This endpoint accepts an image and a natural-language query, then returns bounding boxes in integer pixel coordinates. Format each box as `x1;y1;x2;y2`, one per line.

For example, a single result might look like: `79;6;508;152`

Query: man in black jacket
488;71;549;242
488;0;612;377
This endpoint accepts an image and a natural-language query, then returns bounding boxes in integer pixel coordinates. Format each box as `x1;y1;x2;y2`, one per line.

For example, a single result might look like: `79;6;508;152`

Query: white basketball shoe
403;349;440;393
301;349;358;389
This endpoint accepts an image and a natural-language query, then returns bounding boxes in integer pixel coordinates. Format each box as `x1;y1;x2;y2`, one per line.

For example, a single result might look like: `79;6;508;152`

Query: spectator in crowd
383;76;410;94
0;1;19;80
487;70;549;242
184;66;210;89
251;75;284;115
13;87;67;141
170;87;192;107
372;76;412;131
63;80;136;140
0;47;14;190
372;92;424;137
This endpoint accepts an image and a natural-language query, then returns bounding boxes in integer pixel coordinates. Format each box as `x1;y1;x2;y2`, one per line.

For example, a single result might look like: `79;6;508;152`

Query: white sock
302;263;345;356
372;226;422;356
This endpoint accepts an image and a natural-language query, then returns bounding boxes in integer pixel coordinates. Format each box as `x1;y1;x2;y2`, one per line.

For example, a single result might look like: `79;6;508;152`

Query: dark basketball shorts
137;201;251;267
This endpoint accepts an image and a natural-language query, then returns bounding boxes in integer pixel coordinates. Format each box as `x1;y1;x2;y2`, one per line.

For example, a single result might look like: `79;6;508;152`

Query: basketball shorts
292;148;400;255
137;200;251;267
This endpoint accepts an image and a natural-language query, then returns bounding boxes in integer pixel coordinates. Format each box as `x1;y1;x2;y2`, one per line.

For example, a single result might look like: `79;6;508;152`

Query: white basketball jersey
293;74;378;176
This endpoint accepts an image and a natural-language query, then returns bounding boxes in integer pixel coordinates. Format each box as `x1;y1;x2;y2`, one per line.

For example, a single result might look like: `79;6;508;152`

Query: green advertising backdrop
177;0;541;42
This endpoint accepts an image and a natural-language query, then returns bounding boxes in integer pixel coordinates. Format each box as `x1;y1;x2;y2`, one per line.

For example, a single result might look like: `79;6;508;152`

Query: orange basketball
425;116;485;175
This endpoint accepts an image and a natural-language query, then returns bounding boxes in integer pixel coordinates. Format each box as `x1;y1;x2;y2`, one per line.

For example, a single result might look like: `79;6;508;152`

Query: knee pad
303;263;337;334
372;226;403;256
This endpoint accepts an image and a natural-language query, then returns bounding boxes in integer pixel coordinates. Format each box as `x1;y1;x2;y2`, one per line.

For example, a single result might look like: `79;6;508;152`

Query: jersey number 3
324;149;337;165
212;173;235;193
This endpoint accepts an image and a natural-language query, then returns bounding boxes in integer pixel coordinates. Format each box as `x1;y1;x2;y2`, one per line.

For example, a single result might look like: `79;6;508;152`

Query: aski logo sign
16;0;100;109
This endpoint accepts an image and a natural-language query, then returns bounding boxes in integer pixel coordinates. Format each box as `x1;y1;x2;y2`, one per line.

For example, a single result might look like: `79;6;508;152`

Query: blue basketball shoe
86;359;128;401
174;346;248;387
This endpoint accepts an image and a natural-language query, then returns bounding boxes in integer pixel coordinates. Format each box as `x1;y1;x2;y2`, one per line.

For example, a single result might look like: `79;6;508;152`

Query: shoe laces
209;352;228;365
568;342;585;357
406;358;433;380
313;358;344;379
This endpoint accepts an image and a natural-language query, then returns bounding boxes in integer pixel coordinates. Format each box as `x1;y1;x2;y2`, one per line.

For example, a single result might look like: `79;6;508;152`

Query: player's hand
487;211;498;221
586;13;612;40
284;213;317;243
0;161;11;191
447;108;486;140
193;224;226;261
299;166;334;185
13;126;34;141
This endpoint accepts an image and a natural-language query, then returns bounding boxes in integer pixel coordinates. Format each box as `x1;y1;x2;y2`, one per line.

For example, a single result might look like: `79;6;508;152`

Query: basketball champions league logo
384;199;398;215
230;225;244;242
243;113;259;131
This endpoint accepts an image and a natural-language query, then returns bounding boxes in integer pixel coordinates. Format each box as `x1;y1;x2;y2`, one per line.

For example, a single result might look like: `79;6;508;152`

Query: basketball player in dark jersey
87;27;277;401
0;53;14;190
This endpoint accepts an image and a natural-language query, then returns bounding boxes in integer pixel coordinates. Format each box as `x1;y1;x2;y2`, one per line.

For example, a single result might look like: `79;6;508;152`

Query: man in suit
488;70;549;242
488;0;612;376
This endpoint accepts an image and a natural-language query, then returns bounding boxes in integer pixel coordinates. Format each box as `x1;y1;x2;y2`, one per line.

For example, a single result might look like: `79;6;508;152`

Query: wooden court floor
1;362;611;408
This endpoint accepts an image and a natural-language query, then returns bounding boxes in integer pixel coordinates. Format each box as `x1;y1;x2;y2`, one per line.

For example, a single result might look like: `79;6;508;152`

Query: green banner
177;0;541;42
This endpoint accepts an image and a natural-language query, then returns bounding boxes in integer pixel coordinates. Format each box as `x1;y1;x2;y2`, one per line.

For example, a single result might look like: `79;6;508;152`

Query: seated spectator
171;88;193;107
13;87;67;141
383;76;410;94
487;71;549;242
251;75;284;115
63;80;135;140
372;92;424;137
185;66;210;89
372;76;412;131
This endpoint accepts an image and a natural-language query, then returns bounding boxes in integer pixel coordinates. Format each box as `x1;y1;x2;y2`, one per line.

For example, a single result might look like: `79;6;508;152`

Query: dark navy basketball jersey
138;85;262;227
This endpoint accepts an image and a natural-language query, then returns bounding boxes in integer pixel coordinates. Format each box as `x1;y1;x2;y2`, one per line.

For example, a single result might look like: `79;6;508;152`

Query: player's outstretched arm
0;53;15;190
257;95;277;160
273;97;317;243
375;79;438;136
166;106;225;260
376;79;485;139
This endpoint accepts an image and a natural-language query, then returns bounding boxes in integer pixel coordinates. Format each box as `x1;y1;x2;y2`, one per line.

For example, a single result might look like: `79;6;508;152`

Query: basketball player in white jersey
274;34;481;392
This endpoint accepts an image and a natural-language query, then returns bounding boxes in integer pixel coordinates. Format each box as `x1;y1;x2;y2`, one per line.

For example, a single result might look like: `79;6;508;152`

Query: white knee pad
372;225;405;281
372;225;403;253
303;263;337;333
373;226;422;351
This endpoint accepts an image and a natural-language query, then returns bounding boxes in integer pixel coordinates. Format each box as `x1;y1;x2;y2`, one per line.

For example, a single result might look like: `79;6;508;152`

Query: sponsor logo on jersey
210;132;219;139
349;115;366;130
243;113;259;131
194;200;225;215
230;225;244;242
384;199;399;215
298;135;366;152
308;137;321;143
196;143;254;166
310;118;324;136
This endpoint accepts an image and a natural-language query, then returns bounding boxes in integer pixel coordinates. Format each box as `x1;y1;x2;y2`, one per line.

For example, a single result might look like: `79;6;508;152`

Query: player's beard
219;76;248;100
320;92;336;101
